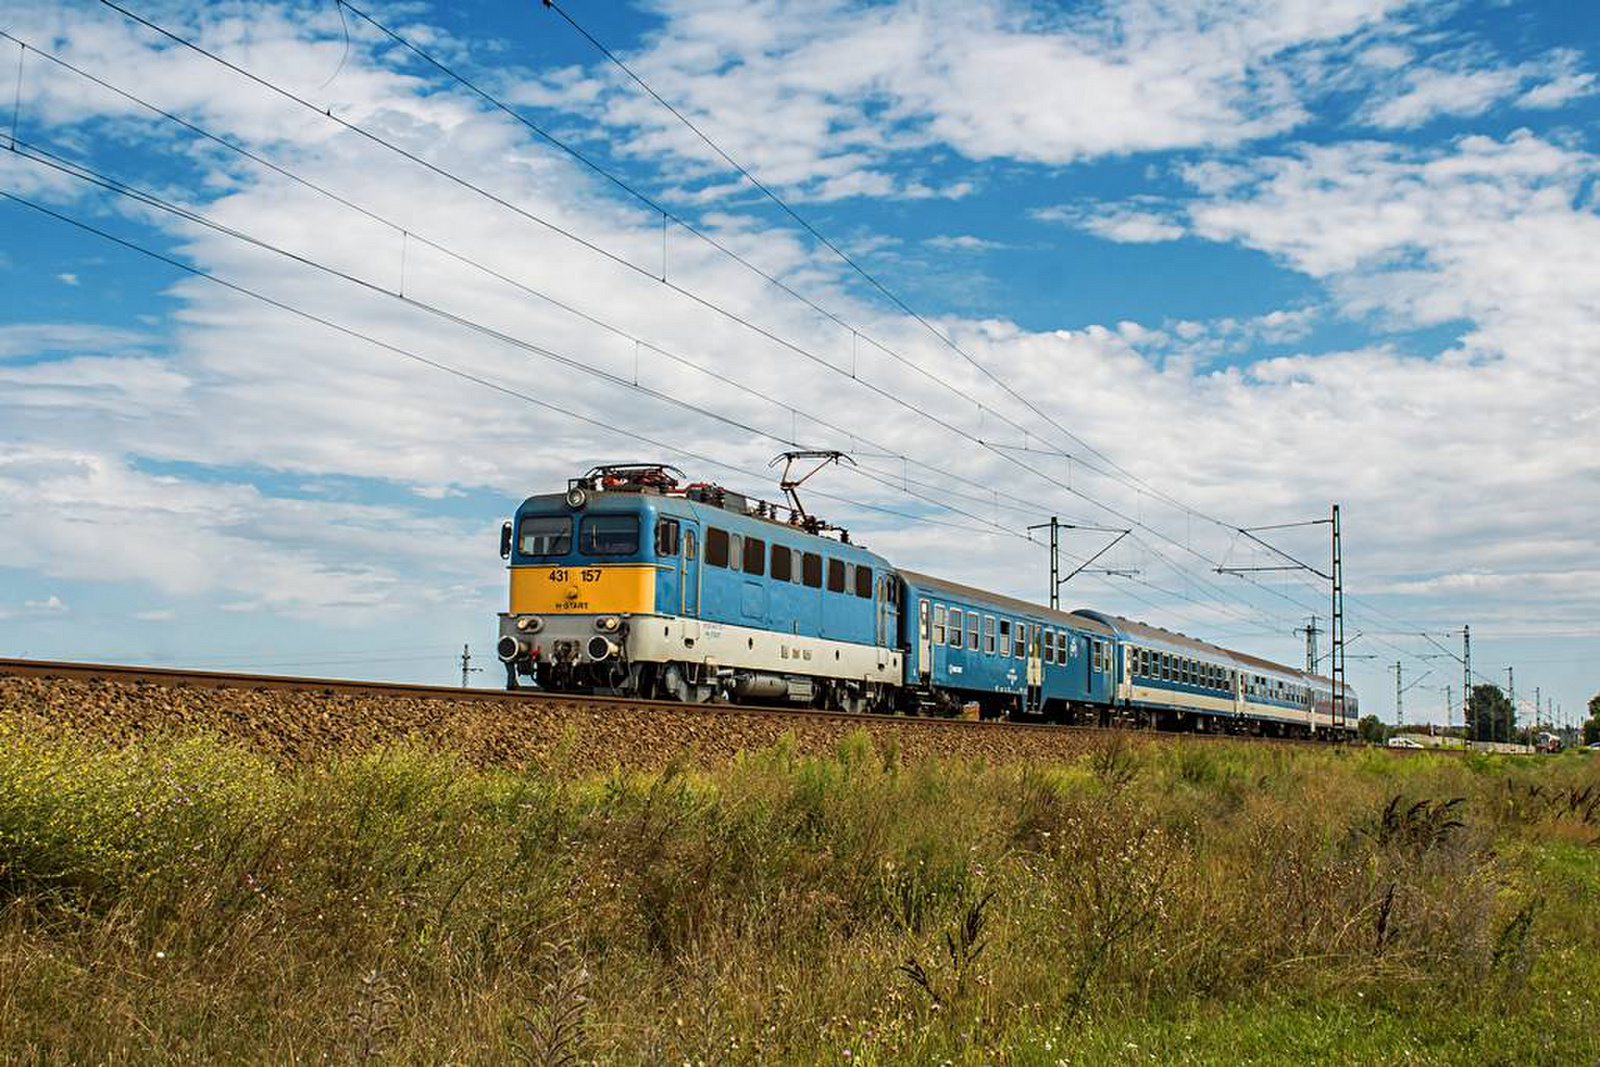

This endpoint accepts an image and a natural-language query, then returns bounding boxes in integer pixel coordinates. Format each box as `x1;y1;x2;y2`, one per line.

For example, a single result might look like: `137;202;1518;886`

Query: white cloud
55;272;79;286
1033;202;1186;243
519;0;1414;201
924;234;1011;252
1360;48;1598;129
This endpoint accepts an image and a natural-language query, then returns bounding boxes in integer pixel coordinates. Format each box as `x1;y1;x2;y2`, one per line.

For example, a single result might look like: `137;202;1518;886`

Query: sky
1;0;1597;724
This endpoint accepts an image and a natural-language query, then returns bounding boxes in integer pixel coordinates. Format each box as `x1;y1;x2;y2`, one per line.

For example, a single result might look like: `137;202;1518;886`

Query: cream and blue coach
1079;611;1356;738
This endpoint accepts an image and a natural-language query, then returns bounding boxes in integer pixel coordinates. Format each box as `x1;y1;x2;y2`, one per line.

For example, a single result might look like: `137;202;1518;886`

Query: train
495;464;1357;738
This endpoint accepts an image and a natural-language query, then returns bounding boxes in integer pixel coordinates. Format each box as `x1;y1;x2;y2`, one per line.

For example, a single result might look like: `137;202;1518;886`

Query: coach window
997;619;1011;657
979;615;993;654
1043;628;1055;662
966;612;980;650
827;558;847;593
1059;636;1068;664
771;544;792;582
934;604;947;644
743;536;765;576
580;514;639;555
948;608;963;646
802;552;822;588
855;565;873;599
518;516;571;557
655;518;680;557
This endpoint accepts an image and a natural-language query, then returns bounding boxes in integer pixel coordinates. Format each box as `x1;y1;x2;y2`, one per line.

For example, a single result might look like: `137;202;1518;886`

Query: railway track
0;655;1382;753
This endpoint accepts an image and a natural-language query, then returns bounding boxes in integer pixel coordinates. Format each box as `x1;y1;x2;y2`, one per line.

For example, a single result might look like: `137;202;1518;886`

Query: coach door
1025;624;1043;712
681;526;700;617
917;599;932;682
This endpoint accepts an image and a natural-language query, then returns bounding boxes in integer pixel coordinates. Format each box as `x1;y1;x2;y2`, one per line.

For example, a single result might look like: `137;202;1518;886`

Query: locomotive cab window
802;552;822;588
743;536;765;576
855;565;873;599
655;518;680;557
518;516;571;557
827;558;847;593
706;527;730;568
771;544;792;582
579;515;638;556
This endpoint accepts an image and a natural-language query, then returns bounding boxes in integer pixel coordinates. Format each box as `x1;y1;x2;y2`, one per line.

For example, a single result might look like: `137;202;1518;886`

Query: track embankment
0;659;1142;772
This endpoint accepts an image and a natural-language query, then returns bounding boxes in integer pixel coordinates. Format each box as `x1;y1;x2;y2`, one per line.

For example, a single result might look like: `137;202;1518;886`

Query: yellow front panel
510;564;656;614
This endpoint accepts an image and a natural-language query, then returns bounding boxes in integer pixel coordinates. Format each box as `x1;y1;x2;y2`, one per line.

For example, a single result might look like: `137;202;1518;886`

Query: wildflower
155;951;166;960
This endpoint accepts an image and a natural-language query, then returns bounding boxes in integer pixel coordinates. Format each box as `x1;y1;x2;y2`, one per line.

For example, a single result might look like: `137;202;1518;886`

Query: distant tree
1590;692;1600;721
1358;715;1388;744
1467;684;1515;744
1584;716;1600;746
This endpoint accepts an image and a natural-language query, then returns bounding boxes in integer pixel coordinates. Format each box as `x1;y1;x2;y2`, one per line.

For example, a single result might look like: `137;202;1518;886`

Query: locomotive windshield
579;515;640;556
518;516;571;556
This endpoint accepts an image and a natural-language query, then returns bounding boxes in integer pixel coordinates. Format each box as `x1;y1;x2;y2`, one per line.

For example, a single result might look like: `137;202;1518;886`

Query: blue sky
2;0;1598;725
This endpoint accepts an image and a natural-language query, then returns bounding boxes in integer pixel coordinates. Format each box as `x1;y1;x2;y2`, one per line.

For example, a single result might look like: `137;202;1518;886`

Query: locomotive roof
898;570;1115;635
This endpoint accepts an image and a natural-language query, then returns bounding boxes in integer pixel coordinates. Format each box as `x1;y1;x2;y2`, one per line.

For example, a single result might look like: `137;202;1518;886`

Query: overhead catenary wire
536;0;1518;669
58;3;1423;659
0;181;1281;640
41;11;1314;640
0;28;1081;534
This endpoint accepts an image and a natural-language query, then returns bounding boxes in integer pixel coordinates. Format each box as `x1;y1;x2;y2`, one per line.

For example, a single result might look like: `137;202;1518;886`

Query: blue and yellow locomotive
496;465;1356;738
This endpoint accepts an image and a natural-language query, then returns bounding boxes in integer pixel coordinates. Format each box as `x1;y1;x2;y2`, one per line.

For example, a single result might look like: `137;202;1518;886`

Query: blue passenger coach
898;571;1118;719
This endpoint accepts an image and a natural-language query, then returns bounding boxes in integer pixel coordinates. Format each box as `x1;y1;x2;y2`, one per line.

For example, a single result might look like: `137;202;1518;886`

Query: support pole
1463;625;1472;743
1329;503;1345;733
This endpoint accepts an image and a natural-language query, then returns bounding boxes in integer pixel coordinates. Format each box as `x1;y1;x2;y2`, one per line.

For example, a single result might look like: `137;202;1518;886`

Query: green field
3;718;1598;1064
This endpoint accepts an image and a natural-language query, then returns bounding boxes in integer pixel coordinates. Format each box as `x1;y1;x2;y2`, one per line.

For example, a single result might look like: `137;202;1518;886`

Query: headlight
594;616;620;632
516;615;544;633
565;486;588;509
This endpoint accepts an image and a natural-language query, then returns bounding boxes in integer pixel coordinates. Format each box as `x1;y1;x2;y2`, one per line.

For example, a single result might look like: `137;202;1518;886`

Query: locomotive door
874;575;898;671
681;527;700;617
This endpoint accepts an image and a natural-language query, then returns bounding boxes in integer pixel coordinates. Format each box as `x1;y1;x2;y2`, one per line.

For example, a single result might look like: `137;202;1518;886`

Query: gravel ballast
0;673;1154;772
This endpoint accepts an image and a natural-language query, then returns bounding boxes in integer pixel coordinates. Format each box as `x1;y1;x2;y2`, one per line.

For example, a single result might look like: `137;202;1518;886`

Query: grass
3;715;1600;1063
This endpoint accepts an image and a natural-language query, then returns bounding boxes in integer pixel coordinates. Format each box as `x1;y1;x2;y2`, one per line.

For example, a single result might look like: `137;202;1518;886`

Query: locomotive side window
580;515;639;555
518;516;571;557
855;565;873;599
948;608;963;646
934;604;947;644
743;536;765;576
827;558;847;593
771;544;792;582
655;518;680;557
706;527;729;568
802;552;822;587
